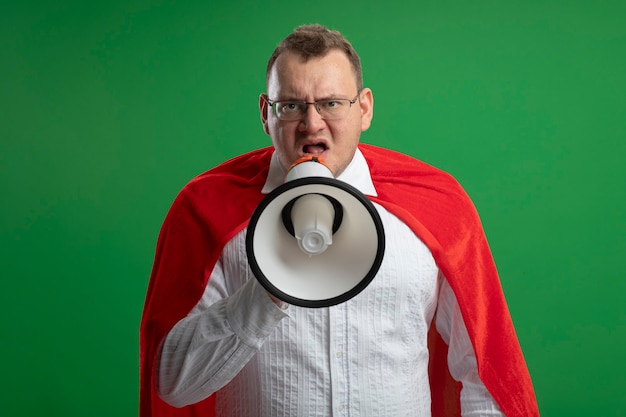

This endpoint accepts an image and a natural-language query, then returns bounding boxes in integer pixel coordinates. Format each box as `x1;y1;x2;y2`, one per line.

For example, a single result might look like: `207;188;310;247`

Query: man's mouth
302;143;327;156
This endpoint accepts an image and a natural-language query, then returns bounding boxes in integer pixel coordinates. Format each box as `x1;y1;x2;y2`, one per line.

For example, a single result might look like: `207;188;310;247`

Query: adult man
140;24;539;416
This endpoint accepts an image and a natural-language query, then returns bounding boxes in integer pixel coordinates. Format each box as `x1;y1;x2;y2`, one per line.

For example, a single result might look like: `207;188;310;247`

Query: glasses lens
317;99;350;120
274;102;303;120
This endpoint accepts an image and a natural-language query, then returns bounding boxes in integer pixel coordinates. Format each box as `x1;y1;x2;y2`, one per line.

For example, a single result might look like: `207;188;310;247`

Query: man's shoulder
360;143;475;221
192;147;272;185
179;147;272;195
166;147;272;222
359;143;461;189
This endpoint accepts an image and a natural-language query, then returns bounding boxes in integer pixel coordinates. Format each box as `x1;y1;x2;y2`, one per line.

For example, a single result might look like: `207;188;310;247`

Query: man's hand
267;292;288;309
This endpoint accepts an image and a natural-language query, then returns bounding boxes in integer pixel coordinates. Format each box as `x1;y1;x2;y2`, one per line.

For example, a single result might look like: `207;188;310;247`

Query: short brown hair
266;24;363;91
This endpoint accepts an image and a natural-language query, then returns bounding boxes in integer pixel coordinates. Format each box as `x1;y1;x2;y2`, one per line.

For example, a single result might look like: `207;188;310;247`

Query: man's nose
298;103;325;131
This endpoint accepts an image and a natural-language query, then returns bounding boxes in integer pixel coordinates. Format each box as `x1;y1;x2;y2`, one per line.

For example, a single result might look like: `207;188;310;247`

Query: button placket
329;303;350;416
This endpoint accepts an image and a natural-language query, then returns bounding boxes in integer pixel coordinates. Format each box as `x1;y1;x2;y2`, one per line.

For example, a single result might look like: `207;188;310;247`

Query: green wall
1;1;624;416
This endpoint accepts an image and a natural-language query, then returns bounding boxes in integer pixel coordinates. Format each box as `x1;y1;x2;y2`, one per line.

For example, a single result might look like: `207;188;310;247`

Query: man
140;24;539;416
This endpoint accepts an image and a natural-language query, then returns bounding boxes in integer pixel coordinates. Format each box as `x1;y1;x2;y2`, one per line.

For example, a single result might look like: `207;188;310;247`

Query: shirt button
336;351;343;358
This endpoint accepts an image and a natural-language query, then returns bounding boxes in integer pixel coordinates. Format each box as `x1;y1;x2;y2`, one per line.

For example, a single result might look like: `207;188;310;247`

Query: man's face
260;49;373;177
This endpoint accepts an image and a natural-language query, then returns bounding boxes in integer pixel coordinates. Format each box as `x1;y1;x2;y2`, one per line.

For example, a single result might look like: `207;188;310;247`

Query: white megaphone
246;156;385;307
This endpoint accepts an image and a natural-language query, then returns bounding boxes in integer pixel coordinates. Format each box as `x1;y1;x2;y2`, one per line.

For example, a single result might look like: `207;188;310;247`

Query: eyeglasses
266;92;361;121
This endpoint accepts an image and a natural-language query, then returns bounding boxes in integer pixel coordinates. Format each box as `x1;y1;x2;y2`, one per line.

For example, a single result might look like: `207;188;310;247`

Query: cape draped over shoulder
139;144;539;417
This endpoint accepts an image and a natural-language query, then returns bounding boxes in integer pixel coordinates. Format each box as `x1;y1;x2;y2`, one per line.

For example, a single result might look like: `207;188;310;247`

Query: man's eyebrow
272;95;301;101
275;93;349;101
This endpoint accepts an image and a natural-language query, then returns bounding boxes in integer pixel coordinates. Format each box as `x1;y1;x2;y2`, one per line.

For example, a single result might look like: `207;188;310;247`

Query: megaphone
246;156;385;308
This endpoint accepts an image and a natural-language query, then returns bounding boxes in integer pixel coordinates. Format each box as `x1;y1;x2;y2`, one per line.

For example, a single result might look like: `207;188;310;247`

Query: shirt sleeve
156;237;289;408
435;273;505;416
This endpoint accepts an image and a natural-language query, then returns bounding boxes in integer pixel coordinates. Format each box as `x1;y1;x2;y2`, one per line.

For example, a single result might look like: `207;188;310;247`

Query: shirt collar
261;148;378;197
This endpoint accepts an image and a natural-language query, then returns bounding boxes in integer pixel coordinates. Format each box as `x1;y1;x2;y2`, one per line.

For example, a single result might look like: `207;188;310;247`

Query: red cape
140;144;539;416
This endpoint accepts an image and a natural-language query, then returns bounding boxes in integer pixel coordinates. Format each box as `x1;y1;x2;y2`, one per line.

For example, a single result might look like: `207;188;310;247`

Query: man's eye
282;103;301;112
321;100;342;109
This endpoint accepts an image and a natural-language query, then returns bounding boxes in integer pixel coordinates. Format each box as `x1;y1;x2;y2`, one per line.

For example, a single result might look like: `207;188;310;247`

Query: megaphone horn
281;193;344;256
246;156;385;308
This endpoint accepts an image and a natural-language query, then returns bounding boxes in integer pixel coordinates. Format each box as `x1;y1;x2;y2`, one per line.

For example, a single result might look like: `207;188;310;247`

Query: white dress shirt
158;150;503;416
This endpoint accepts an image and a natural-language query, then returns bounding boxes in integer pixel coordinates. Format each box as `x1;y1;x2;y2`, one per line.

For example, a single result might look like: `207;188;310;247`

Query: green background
1;1;624;416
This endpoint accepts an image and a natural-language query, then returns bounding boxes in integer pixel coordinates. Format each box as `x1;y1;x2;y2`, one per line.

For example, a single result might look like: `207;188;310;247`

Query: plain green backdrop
1;1;625;416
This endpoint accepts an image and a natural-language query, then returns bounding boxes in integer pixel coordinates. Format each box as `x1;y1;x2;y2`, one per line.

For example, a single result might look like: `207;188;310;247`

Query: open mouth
302;143;328;156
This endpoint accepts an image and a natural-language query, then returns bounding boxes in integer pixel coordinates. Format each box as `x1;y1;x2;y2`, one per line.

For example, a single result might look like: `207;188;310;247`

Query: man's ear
259;94;270;135
358;88;374;132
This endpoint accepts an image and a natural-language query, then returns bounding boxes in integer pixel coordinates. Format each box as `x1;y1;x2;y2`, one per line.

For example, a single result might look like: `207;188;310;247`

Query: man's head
260;24;373;177
265;24;364;92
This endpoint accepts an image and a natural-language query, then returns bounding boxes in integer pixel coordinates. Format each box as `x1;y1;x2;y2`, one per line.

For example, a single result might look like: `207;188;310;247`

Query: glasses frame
266;91;361;121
